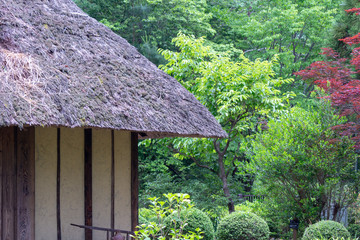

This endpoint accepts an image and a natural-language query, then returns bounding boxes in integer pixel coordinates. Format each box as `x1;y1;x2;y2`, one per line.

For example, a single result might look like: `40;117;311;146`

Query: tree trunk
218;155;235;213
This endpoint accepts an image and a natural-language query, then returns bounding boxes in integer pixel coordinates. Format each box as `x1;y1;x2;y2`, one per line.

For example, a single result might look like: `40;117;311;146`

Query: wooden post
84;129;92;240
0;128;3;239
111;130;115;231
57;128;61;240
293;228;297;240
2;127;16;240
290;218;299;240
16;127;35;240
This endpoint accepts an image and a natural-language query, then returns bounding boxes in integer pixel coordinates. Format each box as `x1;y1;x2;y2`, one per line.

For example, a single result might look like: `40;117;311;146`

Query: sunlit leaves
160;33;294;131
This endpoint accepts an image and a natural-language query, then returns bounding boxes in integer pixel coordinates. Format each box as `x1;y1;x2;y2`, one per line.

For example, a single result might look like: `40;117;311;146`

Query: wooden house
0;0;226;239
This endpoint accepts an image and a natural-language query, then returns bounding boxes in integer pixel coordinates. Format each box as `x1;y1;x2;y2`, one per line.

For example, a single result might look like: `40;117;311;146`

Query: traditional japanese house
0;0;227;240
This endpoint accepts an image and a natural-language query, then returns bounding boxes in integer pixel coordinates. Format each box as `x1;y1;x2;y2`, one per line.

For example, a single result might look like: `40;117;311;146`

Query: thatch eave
7;123;225;139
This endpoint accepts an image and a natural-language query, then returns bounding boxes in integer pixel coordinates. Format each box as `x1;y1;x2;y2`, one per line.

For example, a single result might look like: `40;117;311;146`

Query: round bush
302;220;350;240
164;208;215;240
348;224;360;238
216;211;270;240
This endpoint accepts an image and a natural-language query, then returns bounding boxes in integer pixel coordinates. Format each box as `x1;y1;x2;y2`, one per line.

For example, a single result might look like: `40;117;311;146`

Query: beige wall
35;127;57;240
34;127;132;240
60;127;85;239
92;129;112;240
114;131;132;231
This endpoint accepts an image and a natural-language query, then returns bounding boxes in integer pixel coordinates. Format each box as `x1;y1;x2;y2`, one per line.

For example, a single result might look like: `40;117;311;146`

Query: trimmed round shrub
164;208;215;240
302;220;350;240
348;224;360;238
216;211;270;240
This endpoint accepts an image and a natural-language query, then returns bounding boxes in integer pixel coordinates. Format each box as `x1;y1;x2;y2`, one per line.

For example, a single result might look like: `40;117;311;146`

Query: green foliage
235;200;287;239
348;196;360;226
138;139;229;217
75;0;213;65
164;208;215;240
216;211;270;240
134;193;203;240
313;238;357;240
145;0;214;50
235;201;267;217
159;33;293;212
207;0;342;106
329;0;360;57
348;224;360;239
302;220;350;240
251;102;359;224
139;208;158;224
209;0;341;76
160;33;294;121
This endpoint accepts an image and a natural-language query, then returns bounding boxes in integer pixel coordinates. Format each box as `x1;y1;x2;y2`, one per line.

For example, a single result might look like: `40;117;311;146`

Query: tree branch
226;142;242;178
168;145;217;174
244;47;267;53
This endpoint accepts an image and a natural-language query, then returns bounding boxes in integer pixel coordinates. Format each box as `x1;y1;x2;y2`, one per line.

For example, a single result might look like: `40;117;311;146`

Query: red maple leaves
345;8;360;15
295;7;360;148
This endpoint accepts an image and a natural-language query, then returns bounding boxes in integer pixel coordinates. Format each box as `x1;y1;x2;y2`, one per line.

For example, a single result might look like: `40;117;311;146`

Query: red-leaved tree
296;7;360;148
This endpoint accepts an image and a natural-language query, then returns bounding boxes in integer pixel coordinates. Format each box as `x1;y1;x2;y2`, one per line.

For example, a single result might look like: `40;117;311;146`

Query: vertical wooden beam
111;130;114;230
0;128;3;240
57;128;61;240
131;132;138;232
16;127;35;240
2;127;16;240
84;129;92;240
13;127;17;240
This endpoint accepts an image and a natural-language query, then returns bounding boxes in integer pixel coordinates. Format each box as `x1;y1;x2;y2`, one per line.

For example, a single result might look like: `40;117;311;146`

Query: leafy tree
329;0;360;58
296;7;360;148
251;104;359;224
144;0;214;50
207;0;342;108
157;33;293;213
74;0;148;43
208;0;341;78
74;0;214;65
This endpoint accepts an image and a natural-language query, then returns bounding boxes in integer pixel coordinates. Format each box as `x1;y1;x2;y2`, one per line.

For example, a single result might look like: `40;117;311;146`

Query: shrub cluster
134;193;203;240
348;224;360;239
302;220;350;240
216;211;270;240
138;208;157;224
164;208;215;240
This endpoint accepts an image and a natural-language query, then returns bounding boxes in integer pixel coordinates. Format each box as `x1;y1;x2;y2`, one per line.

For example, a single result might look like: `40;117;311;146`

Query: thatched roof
0;0;227;138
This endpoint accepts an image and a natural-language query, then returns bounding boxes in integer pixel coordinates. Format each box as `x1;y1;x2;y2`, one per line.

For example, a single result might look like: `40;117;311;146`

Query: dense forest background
74;0;360;238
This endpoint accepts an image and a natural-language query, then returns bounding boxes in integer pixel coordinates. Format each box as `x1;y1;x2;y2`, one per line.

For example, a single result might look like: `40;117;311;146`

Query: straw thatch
0;0;227;138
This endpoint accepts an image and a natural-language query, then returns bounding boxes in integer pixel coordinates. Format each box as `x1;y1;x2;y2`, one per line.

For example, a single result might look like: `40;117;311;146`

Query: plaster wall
60;127;85;239
114;131;131;230
35;127;57;240
92;129;111;239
